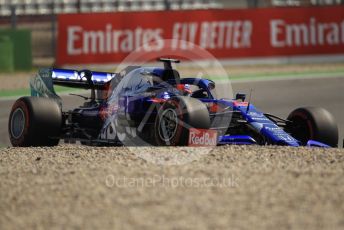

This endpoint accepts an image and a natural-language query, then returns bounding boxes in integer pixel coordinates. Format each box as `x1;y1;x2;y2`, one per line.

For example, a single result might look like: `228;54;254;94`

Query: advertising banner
56;6;344;65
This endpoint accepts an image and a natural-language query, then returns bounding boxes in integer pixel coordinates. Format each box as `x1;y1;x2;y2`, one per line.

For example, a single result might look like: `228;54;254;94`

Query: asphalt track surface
1;76;343;147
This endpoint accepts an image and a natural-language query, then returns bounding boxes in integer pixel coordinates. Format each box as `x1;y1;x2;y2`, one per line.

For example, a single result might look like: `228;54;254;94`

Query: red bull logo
188;128;218;147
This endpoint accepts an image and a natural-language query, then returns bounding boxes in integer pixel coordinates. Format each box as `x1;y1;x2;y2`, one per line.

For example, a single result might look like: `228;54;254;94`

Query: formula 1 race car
8;58;338;147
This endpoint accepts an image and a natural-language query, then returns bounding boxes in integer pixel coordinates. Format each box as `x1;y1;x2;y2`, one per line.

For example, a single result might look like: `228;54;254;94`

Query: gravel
1;145;344;230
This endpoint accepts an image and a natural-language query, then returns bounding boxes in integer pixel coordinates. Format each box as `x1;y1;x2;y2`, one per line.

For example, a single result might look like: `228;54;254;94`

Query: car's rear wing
51;68;116;89
30;68;117;106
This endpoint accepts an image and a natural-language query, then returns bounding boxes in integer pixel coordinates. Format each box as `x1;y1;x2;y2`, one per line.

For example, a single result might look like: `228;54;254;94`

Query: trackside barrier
56;6;344;65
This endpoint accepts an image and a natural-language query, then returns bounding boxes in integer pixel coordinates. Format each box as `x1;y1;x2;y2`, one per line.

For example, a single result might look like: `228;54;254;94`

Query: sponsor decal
57;6;344;65
249;122;264;132
188;128;218;147
233;101;248;107
270;17;344;48
264;126;282;131
248;111;264;117
276;134;297;142
251;117;270;121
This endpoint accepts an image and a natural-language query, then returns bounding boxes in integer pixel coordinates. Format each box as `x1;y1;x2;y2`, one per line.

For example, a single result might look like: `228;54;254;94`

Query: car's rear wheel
152;96;210;146
8;97;62;147
285;107;338;147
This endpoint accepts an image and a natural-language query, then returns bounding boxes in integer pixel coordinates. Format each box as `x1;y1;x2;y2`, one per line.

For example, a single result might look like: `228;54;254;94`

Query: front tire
285;107;338;147
153;96;210;146
8;97;62;147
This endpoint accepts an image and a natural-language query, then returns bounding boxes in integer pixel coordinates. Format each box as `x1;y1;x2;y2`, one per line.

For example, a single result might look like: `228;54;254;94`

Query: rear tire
8;97;62;147
285;107;338;147
153;96;210;146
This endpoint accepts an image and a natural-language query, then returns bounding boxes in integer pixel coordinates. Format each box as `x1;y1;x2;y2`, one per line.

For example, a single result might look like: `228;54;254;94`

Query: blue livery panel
219;100;300;146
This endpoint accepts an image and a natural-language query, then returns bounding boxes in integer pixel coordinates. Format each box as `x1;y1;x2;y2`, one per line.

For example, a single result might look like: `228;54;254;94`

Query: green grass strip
0;86;78;98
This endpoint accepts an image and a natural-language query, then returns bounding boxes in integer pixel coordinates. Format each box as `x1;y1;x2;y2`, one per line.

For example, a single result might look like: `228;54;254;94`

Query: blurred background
0;0;343;65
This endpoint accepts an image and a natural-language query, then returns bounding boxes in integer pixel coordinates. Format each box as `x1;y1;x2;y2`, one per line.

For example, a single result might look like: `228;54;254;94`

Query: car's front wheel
285;107;338;147
152;96;210;146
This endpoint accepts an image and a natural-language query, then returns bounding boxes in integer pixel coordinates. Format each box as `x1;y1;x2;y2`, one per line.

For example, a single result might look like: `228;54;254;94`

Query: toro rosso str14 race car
9;58;338;147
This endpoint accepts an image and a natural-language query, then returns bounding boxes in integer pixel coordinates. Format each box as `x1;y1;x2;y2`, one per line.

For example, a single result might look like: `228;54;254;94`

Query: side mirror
208;81;215;90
